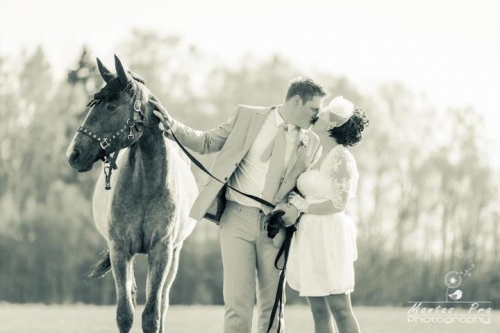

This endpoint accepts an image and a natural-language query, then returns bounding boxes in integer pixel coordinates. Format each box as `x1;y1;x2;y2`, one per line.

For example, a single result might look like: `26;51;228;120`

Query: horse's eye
107;104;117;111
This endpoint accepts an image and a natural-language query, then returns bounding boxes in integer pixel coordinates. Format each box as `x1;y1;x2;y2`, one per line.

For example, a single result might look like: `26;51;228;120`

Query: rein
78;90;154;190
168;128;296;333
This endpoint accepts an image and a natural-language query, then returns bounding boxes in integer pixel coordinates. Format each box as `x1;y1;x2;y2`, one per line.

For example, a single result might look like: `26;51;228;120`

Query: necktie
261;123;288;213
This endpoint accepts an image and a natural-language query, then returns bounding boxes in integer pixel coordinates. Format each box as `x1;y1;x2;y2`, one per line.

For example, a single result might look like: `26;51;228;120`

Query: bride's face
311;110;333;133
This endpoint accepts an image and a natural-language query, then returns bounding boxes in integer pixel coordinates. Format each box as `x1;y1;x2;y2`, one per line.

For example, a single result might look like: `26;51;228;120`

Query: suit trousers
220;200;284;333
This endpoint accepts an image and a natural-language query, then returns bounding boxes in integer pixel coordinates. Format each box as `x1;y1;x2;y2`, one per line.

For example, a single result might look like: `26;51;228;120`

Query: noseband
78;88;154;190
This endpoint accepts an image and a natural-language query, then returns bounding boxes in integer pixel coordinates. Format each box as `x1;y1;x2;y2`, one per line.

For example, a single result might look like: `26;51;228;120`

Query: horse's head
66;55;158;172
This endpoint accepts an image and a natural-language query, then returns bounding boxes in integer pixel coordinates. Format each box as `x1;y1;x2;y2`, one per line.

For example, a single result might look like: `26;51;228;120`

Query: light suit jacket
164;105;322;224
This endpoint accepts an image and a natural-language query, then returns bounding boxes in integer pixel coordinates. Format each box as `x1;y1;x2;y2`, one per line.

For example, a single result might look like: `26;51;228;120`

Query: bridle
77;84;155;190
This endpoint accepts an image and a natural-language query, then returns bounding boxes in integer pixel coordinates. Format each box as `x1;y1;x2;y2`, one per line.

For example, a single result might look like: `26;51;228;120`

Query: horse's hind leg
110;244;135;333
142;241;173;333
159;244;183;333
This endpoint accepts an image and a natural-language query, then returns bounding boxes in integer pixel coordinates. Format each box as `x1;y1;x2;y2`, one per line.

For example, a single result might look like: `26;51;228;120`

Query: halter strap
79;86;157;190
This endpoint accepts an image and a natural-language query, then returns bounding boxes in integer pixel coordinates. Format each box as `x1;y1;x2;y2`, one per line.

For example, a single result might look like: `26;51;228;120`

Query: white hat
323;96;354;128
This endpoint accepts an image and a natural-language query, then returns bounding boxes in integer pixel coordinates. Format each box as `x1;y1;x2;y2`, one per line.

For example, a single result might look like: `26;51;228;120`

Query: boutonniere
298;132;309;150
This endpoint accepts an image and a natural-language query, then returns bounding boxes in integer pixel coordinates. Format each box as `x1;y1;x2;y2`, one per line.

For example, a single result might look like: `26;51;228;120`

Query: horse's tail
87;249;112;279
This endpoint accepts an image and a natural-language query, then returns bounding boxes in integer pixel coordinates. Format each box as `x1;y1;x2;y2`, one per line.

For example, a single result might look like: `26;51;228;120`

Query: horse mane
128;70;145;85
92;70;146;102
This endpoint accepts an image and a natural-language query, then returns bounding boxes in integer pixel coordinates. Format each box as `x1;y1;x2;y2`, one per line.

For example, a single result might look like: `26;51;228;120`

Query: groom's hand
273;203;299;227
150;94;173;129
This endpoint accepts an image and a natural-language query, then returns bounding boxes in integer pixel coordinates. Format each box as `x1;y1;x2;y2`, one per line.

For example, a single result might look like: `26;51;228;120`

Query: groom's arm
166;105;241;154
159;104;241;155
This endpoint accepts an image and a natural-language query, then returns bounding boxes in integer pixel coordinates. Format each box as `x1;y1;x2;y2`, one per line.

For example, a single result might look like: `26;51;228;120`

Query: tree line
0;30;498;307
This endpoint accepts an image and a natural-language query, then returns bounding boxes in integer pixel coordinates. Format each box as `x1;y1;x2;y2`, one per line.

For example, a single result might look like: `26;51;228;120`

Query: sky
1;0;499;160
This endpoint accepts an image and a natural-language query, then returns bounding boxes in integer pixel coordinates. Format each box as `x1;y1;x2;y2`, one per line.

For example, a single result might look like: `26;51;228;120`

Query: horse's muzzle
67;148;95;172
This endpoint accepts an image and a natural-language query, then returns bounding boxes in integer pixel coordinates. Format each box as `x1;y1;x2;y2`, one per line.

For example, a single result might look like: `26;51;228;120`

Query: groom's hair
285;77;326;104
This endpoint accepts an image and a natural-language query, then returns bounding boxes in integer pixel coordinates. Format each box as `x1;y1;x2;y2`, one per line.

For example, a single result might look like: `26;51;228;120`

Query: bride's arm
289;192;341;215
289;149;357;216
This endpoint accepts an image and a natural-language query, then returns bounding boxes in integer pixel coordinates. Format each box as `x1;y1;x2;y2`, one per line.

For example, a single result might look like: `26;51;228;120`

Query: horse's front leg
110;243;135;333
159;244;183;333
142;240;173;333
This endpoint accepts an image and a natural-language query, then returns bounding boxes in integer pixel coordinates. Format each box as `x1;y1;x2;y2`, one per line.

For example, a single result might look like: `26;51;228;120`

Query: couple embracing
151;77;368;333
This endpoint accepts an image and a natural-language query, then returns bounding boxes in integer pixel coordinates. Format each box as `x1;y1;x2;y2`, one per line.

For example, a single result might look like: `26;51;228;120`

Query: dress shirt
226;107;299;207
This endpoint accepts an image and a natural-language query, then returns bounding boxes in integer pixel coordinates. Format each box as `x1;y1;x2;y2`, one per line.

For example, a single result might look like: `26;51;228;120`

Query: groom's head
282;77;326;129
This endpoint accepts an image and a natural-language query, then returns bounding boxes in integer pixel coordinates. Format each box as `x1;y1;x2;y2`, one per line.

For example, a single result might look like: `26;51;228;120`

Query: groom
151;77;326;333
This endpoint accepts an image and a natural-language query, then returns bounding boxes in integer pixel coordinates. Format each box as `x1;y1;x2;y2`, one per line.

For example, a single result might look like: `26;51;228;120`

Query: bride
286;96;368;333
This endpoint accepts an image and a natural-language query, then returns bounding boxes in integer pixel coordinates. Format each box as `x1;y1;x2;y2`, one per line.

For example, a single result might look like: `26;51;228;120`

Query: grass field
0;304;498;333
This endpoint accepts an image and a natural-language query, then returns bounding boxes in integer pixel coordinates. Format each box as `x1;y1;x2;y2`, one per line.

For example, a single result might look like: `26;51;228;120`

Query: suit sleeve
164;105;241;154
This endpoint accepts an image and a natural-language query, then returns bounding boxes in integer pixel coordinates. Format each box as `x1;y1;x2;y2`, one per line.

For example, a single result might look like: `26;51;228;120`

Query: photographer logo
407;263;492;325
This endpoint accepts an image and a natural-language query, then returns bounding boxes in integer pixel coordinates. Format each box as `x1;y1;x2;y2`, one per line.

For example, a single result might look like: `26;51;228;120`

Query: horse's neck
125;126;169;193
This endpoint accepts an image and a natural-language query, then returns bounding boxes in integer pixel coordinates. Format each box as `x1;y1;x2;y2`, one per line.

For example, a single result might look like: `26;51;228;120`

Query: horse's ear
114;55;132;86
96;58;114;83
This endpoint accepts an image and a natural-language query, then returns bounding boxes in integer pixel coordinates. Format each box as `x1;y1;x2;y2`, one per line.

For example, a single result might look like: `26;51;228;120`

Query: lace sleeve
325;148;358;211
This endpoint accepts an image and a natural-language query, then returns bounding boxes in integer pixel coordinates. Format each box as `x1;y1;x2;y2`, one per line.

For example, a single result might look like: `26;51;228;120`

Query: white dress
287;144;359;296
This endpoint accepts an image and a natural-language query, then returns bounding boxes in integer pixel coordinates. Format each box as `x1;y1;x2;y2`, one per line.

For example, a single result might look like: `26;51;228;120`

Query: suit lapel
243;106;274;152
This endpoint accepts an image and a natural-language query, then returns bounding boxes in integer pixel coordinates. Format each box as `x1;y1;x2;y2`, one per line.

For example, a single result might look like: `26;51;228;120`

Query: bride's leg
306;296;335;333
326;293;360;333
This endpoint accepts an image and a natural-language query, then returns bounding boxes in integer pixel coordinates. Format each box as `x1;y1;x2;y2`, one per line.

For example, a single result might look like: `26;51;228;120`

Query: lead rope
168;127;296;333
266;223;297;333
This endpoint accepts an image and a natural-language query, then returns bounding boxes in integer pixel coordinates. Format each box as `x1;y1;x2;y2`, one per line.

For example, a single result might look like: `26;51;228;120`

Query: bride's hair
328;107;369;146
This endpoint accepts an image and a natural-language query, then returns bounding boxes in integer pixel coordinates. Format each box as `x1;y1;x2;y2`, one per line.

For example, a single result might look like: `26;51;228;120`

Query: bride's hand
150;94;173;129
288;191;300;201
272;204;299;227
288;192;309;214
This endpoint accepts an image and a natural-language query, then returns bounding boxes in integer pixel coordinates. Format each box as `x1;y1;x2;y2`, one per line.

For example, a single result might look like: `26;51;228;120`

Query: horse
66;55;198;333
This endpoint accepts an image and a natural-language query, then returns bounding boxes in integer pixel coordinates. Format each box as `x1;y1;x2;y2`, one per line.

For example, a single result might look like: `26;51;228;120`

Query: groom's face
294;95;323;129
